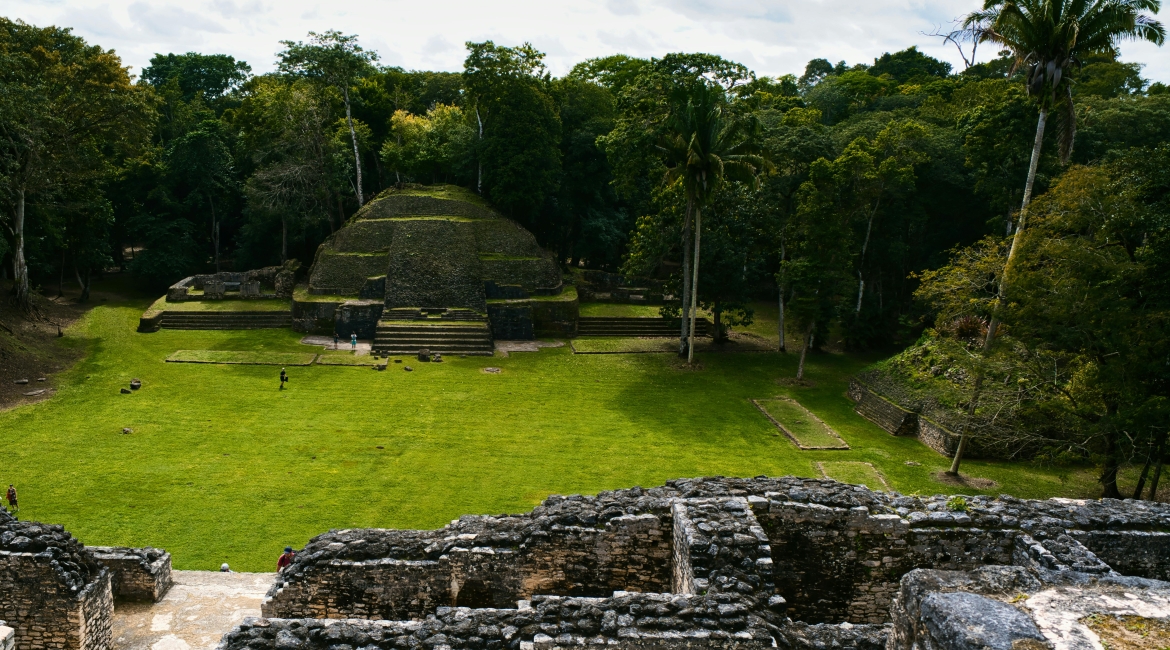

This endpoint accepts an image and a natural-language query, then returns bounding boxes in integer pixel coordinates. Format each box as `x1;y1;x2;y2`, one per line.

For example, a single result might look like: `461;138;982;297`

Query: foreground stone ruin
241;477;1170;650
0;508;172;650
4;477;1170;650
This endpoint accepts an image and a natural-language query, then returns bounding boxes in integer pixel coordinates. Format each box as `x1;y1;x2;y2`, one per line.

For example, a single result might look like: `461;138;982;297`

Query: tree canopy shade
462;41;562;226
142;52;252;103
278;31;378;207
869;46;953;82
934;0;1168;475
0;17;153;309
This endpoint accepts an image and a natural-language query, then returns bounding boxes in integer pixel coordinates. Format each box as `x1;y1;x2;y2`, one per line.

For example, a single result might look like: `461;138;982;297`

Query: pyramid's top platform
307;185;562;311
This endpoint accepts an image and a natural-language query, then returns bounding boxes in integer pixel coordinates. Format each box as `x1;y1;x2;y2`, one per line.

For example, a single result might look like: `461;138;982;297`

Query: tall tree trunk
1133;434;1164;499
778;240;786;352
74;263;91;303
687;205;702;365
281;216;288;263
12;189;30;309
476;107;484;195
210;195;220;273
678;197;694;357
855;201;879;315
58;249;66;298
713;302;723;343
1100;403;1123;499
778;285;786;352
796;320;814;380
1148;443;1166;501
948;313;998;476
947;373;983;476
945;102;1045;470
344;87;364;207
984;108;1048;348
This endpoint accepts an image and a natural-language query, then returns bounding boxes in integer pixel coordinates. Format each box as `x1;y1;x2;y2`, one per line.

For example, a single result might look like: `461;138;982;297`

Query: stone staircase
577;317;711;337
851;384;919;436
159;311;292;330
374;314;494;356
382;307;486;322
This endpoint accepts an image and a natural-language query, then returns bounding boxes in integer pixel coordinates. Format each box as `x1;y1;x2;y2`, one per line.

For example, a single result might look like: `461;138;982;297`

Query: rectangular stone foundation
90;546;173;602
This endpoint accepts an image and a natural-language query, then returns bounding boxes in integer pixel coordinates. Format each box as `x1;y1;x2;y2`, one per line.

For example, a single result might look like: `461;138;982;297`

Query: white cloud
6;0;1167;82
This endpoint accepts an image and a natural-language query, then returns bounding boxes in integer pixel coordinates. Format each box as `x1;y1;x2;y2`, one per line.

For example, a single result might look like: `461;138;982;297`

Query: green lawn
0;299;1136;573
571;337;678;353
316;353;381;366
818;461;890;491
578;303;666;317
754;398;848;449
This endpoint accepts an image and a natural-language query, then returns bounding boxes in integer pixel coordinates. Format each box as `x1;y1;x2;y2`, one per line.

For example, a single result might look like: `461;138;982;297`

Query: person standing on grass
6;484;17;513
280;368;288;390
351;332;357;350
277;546;296;571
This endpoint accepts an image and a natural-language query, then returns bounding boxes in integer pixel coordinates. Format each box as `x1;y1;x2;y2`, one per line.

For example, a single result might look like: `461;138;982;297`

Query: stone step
379;349;494;356
377;327;491;335
160;311;291;330
376;334;492;341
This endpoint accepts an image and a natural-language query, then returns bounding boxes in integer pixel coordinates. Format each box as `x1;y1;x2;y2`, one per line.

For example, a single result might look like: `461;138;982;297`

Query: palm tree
946;0;1165;476
965;0;1164;344
658;81;769;363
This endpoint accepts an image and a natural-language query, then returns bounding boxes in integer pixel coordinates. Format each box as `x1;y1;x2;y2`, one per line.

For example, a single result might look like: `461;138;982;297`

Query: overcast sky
8;0;1169;84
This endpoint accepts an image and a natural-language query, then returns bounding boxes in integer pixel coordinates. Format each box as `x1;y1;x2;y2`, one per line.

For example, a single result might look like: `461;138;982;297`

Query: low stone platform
111;571;273;650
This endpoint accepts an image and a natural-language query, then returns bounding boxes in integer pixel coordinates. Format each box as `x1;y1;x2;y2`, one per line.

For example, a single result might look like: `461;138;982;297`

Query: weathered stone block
89;546;172;602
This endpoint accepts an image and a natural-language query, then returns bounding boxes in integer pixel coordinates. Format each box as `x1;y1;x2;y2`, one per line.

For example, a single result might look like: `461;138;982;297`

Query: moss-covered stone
307;184;563;311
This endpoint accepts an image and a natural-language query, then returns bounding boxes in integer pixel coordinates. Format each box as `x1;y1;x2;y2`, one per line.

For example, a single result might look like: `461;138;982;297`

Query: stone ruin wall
0;509;173;650
260;474;1170;640
0;550;113;650
89;546;173;602
262;509;674;620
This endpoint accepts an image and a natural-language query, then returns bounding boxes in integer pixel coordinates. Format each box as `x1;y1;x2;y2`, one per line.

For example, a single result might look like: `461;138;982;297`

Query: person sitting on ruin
280;368;288;390
277;546;296;571
5;484;16;513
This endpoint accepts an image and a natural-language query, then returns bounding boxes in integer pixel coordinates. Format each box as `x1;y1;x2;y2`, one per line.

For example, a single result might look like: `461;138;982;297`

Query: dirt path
0;274;145;411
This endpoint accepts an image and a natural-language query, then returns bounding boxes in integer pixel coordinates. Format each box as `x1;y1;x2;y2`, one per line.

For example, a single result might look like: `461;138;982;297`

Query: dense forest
1;0;1168;495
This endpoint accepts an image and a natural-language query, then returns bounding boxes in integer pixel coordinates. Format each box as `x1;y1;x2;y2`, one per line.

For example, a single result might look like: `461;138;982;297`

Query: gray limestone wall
487;305;534;340
334;300;384;340
258;476;1170;632
0;514;114;650
1069;530;1170;581
262;512;674;620
89;546;172;602
0;552;112;650
226;592;778;650
291;298;343;334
